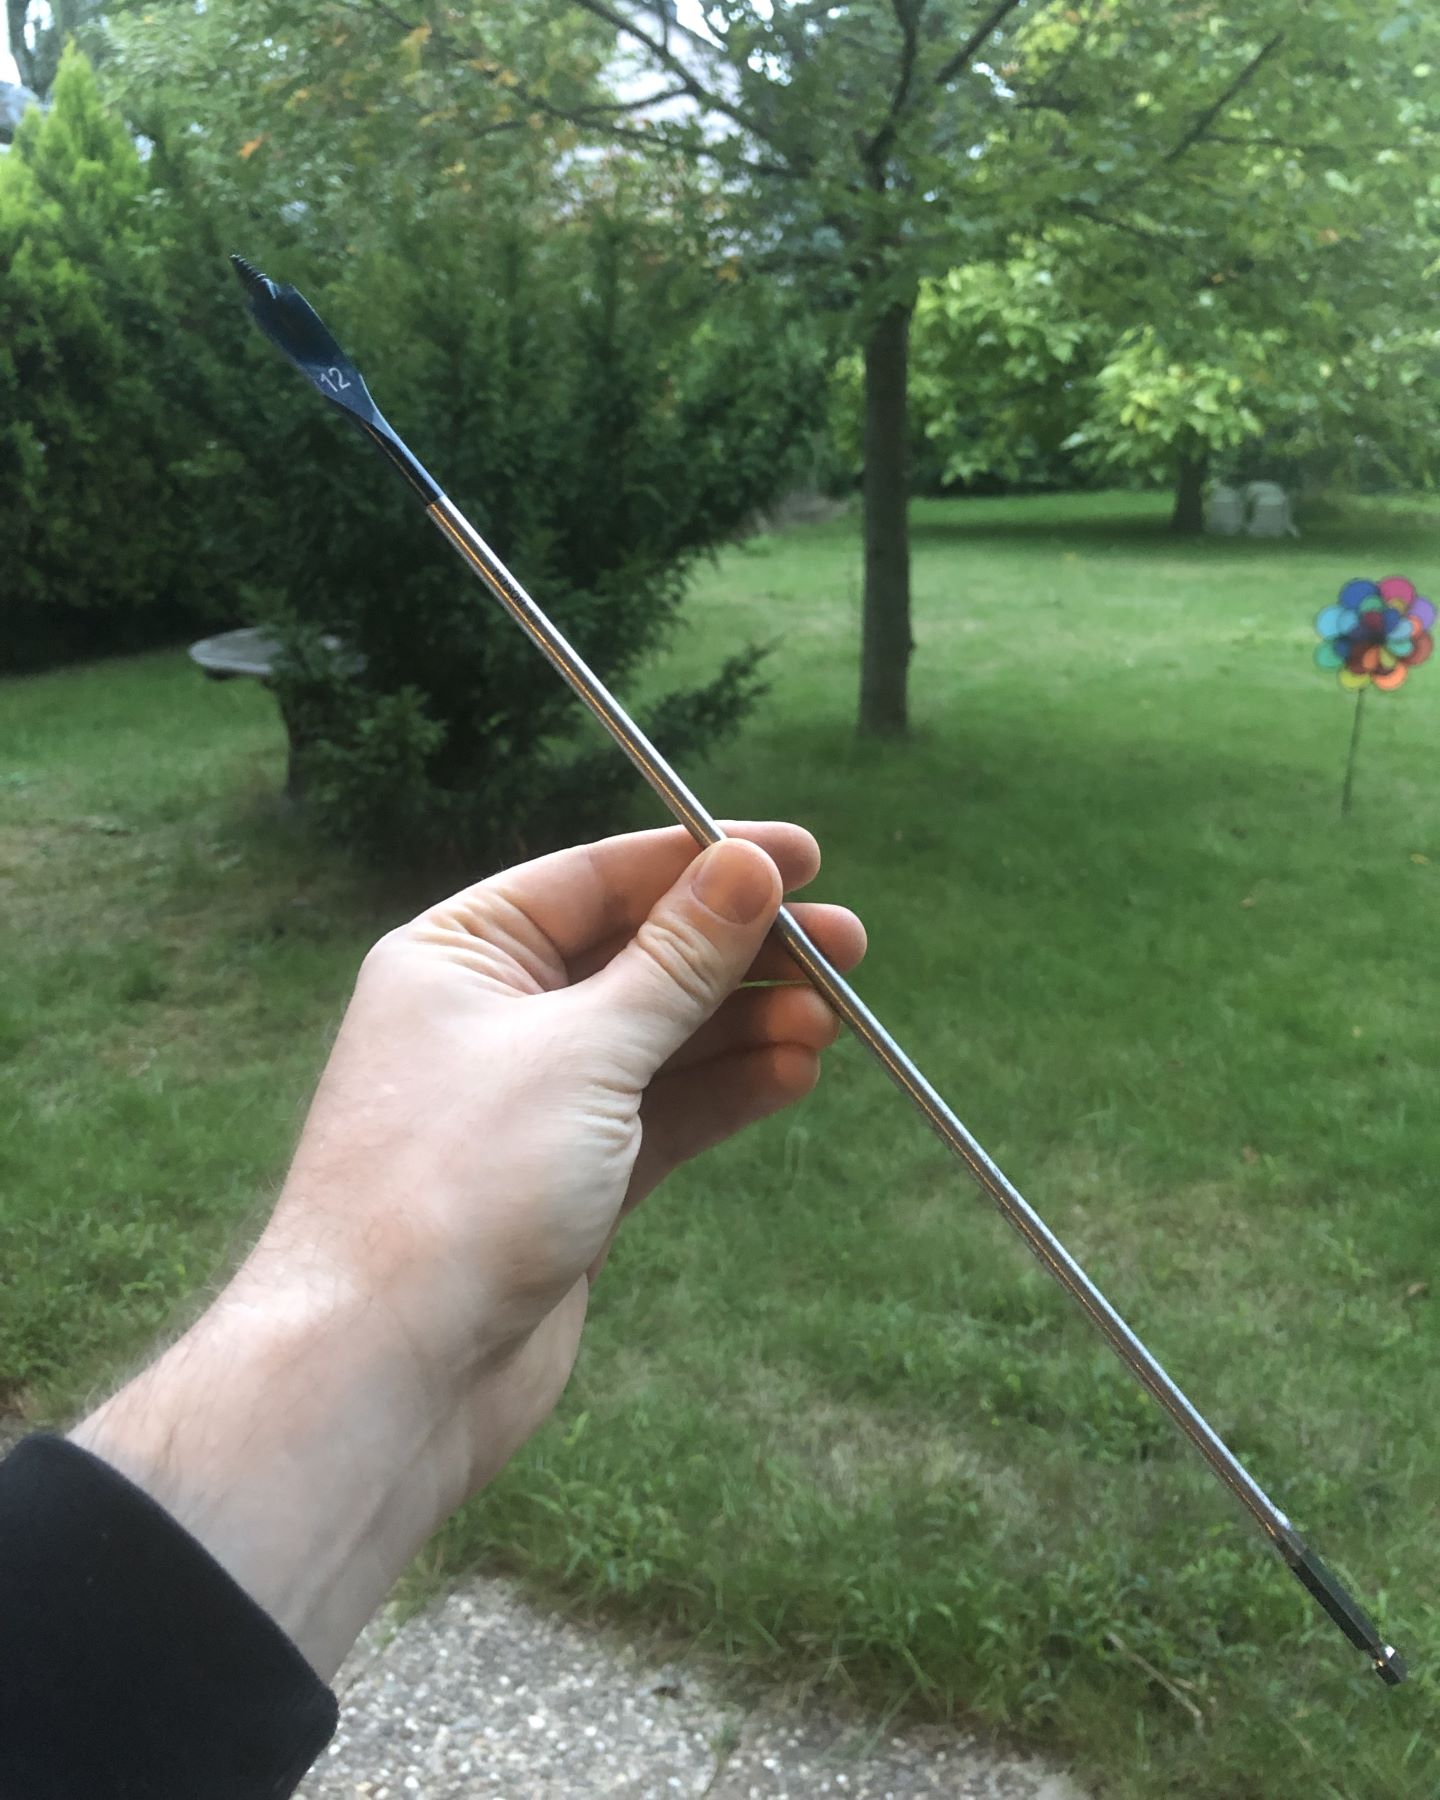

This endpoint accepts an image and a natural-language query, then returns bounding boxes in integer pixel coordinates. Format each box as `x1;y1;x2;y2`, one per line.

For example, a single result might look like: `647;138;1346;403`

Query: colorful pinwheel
1315;575;1434;814
1314;577;1434;691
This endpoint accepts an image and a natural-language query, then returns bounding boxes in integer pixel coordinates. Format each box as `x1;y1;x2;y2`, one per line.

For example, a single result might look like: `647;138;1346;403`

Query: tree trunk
1170;448;1208;534
6;0;93;97
5;0;37;92
858;300;915;736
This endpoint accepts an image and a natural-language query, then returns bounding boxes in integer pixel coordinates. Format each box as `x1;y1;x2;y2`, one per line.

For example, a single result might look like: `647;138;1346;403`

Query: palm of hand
272;823;863;1485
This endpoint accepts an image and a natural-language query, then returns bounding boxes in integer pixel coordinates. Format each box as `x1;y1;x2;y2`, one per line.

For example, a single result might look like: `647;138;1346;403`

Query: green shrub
0;51;217;669
5;44;827;866
242;204;824;868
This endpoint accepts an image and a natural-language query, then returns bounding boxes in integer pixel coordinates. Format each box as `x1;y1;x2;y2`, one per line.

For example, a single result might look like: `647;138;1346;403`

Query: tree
66;7;829;865
904;255;1092;492
472;1;1440;729
911;280;1440;535
520;0;1045;734
900;265;1387;529
903;107;1440;533
0;48;237;669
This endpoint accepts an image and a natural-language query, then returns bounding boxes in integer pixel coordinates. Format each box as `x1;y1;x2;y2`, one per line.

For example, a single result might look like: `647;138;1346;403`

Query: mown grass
3;491;1438;1797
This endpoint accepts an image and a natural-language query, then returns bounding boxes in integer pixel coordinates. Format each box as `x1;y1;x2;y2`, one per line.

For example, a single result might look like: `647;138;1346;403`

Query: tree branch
355;0;423;37
866;0;922;165
351;0;802;183
467;63;801;181
767;0;848;56
1160;31;1283;167
1064;199;1205;262
1198;133;1368;159
933;0;1025;90
567;0;773;145
573;84;692;116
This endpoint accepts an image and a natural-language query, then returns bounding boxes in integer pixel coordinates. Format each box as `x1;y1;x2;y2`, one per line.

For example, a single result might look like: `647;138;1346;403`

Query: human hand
72;823;864;1676
267;820;865;1463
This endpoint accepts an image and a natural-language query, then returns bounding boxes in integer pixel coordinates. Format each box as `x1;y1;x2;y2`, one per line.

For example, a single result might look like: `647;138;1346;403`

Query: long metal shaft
229;253;1402;1681
427;491;1402;1681
428;497;1379;1586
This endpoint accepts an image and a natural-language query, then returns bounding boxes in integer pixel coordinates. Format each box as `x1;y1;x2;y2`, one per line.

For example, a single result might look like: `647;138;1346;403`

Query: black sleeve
0;1434;338;1800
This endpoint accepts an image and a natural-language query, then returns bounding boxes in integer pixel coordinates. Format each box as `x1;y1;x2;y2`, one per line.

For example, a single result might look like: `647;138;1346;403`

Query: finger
582;837;783;1074
570;899;866;986
419;822;820;966
660;983;840;1075
588;1041;822;1281
632;1042;822;1208
741;904;868;986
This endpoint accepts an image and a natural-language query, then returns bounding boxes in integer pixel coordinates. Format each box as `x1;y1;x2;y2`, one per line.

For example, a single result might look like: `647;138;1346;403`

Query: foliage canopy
5;23;828;864
502;0;1440;706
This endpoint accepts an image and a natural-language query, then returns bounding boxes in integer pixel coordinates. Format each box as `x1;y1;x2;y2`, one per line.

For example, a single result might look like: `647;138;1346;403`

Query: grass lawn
3;490;1438;1797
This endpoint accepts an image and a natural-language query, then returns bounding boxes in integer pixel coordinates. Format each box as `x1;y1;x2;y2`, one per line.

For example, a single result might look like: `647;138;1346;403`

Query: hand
265;819;866;1465
72;823;864;1676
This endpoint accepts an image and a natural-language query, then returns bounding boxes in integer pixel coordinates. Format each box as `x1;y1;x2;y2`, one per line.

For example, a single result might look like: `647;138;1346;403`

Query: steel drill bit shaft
229;254;1405;1686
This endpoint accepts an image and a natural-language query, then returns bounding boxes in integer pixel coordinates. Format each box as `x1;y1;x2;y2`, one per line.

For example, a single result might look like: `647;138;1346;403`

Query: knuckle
359;929;405;982
634;910;719;1010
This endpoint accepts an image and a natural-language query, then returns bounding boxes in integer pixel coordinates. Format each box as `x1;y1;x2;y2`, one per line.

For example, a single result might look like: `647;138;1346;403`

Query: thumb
586;837;783;1076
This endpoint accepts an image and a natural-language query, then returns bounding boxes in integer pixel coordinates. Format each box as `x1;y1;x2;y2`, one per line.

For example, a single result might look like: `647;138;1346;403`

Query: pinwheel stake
229;255;1406;1685
1315;578;1435;816
1341;688;1366;820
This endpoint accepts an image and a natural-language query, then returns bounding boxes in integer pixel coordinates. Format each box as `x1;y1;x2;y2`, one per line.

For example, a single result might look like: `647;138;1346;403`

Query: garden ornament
1202;482;1244;536
229;255;1405;1686
1244;480;1300;538
1315;577;1434;816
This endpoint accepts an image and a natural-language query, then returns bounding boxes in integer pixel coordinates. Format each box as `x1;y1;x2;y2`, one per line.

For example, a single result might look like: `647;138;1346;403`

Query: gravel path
298;1578;1089;1800
1;1420;1084;1796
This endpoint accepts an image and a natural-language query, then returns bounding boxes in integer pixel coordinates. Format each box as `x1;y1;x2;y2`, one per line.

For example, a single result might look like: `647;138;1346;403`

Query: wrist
70;1263;470;1681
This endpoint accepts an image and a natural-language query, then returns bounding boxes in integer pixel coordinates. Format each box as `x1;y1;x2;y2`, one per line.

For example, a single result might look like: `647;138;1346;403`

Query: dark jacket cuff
0;1433;338;1799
